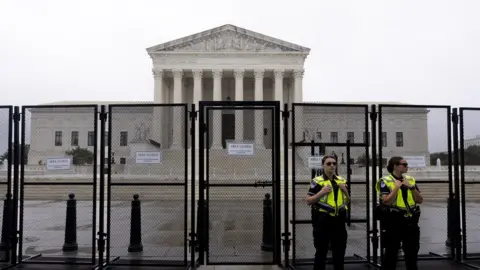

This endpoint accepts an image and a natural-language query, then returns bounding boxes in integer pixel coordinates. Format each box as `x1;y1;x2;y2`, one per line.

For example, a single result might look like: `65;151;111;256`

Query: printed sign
136;152;161;164
404;156;427;168
46;158;71;171
227;142;254;156
308;156;324;169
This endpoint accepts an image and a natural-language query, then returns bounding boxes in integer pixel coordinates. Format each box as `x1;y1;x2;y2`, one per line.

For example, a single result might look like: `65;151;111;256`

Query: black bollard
261;193;273;252
128;194;143;252
0;194;12;261
62;193;78;252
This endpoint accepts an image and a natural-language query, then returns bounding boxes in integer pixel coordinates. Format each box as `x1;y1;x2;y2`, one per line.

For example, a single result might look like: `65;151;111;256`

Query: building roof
146;24;311;53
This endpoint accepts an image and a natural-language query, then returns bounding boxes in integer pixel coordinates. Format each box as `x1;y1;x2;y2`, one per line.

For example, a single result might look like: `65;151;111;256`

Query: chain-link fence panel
200;102;280;265
0;106;12;264
106;104;189;268
460;108;480;260
19;105;98;266
378;105;453;259
291;103;370;267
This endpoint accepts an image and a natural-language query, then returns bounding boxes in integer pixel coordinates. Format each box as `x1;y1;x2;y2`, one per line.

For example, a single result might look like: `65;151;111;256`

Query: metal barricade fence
1;102;477;269
459;108;480;262
377;104;454;262
18;105;99;267
288;103;371;269
105;104;191;268
197;101;281;266
0;106;14;268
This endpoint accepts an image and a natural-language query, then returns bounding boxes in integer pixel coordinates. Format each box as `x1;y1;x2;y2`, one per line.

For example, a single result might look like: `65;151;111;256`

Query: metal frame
198;100;281;266
0;106;15;268
17;104;99;268
459;107;480;263
288;103;372;269
377;104;455;262
104;103;190;268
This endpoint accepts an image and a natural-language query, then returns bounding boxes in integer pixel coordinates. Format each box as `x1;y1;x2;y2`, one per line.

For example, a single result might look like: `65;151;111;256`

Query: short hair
387;156;404;173
322;155;337;165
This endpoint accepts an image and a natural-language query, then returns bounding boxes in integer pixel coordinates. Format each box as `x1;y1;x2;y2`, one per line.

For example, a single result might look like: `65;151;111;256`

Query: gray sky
1;0;479;107
1;0;480;154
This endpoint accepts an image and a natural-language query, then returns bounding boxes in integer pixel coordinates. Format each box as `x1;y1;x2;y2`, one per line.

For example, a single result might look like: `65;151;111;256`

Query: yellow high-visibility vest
376;174;417;215
309;175;348;217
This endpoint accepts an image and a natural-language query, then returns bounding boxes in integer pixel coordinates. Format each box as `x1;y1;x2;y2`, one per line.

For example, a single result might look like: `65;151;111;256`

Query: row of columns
152;68;305;149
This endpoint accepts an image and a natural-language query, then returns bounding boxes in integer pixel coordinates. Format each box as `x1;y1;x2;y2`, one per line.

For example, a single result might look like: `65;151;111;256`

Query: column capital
172;69;183;78
192;69;203;78
234;69;245;78
273;69;285;79
152;69;164;78
293;69;305;79
253;69;265;79
212;69;223;78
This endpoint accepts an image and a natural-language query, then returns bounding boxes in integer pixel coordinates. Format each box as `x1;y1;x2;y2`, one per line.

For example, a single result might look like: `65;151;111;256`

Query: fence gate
459;107;480;266
18;105;99;268
376;105;456;265
287;103;371;269
198;101;281;265
105;104;192;268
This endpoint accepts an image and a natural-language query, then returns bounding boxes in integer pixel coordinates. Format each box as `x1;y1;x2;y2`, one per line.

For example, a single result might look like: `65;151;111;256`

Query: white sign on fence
46;158;71;171
404;156;427;168
135;151;161;164
308;156;324;169
227;142;254;156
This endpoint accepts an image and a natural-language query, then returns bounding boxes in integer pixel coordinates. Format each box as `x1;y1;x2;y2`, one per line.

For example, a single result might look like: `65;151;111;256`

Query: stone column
193;69;203;149
274;69;284;149
254;69;265;149
152;69;164;147
211;69;223;149
171;69;183;149
293;69;304;144
234;69;244;142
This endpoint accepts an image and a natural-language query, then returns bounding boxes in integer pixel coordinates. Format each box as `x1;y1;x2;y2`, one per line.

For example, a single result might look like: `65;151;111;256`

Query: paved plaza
2;198;477;269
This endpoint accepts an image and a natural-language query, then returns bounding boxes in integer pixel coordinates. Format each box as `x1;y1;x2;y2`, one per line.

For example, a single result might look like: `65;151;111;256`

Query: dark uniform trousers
381;212;420;270
312;210;347;270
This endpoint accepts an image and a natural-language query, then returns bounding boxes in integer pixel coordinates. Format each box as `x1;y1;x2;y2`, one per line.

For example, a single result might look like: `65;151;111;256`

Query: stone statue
436;158;442;169
134;122;148;141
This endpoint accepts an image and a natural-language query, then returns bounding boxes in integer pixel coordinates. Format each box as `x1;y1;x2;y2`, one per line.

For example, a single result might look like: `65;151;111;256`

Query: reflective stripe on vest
376;174;417;213
312;175;348;216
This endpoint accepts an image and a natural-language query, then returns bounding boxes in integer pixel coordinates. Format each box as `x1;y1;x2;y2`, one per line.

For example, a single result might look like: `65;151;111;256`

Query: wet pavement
1;198;478;269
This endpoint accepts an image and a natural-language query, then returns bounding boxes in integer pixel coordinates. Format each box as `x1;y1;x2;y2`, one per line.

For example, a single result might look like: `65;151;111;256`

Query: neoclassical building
146;24;310;150
23;24;432;174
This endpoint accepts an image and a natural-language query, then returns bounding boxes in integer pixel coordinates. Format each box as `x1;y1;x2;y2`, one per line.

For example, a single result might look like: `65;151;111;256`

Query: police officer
305;155;350;270
376;156;424;270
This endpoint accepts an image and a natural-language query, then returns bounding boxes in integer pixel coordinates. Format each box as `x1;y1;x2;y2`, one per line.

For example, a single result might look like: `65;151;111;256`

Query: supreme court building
25;24;431;170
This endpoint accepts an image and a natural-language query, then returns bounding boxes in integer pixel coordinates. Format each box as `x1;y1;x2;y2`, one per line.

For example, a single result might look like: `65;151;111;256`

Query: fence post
128;194;143;252
62;193;78;252
261;193;273;252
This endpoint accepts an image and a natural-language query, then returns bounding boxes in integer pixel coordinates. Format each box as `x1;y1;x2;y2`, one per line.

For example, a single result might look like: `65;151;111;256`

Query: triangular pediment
146;24;310;53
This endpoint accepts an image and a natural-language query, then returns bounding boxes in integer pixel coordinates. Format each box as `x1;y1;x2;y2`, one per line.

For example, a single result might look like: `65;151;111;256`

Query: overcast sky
1;0;479;107
1;0;480;154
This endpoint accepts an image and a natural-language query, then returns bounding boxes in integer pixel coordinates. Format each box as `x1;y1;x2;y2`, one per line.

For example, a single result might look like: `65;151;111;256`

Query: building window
71;131;79;146
88;131;95;146
382;132;387;147
120;157;126;164
347;132;355;143
330;132;338;143
120;132;128;146
396;132;404;147
55;131;62;146
316;132;322;141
